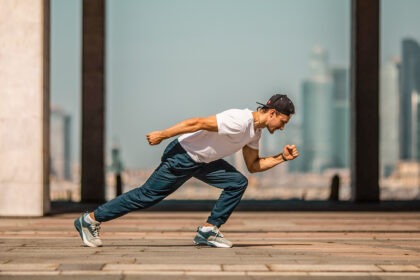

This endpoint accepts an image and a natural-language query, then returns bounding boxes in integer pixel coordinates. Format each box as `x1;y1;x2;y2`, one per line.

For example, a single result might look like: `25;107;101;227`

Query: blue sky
50;0;420;169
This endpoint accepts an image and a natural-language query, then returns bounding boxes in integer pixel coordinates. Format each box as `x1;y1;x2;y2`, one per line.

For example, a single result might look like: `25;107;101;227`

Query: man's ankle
89;212;96;221
84;212;97;224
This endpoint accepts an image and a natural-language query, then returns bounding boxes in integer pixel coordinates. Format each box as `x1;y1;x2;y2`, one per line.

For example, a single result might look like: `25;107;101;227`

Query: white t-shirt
178;109;262;163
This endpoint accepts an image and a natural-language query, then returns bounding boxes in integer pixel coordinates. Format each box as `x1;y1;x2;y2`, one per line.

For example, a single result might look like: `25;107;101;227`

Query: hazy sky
51;0;420;169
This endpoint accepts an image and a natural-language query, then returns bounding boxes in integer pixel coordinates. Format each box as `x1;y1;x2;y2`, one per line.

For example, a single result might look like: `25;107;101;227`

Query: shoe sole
74;217;100;248
193;236;232;248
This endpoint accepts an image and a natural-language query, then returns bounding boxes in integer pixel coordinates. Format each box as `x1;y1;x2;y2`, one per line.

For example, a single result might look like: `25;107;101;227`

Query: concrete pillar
81;0;106;202
350;0;380;201
0;0;50;216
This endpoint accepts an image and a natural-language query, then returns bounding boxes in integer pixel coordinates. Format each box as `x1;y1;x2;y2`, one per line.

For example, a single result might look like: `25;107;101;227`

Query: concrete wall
0;0;50;216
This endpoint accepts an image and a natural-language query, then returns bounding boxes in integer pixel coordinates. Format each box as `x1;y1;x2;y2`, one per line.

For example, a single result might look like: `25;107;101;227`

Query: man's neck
252;111;265;129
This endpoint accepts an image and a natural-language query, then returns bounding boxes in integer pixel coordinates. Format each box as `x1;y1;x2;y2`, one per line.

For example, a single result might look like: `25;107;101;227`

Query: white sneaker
74;213;103;247
193;226;233;248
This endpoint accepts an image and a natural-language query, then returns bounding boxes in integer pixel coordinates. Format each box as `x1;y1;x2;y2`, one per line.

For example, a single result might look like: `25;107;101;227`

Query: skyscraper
400;39;420;160
416;96;420;162
331;67;349;169
50;106;72;180
380;57;400;177
301;46;334;173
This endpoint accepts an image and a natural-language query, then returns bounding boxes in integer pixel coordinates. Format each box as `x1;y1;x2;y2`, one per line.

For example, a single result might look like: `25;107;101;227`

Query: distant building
400;39;420;160
389;161;420;189
380;57;400;177
331;67;349;169
50;105;72;180
301;46;335;173
414;95;420;160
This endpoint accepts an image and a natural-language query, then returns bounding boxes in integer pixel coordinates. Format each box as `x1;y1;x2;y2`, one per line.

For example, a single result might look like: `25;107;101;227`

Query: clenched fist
146;131;165;145
282;144;299;161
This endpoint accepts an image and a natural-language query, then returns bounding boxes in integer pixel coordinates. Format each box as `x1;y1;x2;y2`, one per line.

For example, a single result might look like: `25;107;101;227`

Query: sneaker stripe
208;240;231;248
79;217;97;247
81;229;96;247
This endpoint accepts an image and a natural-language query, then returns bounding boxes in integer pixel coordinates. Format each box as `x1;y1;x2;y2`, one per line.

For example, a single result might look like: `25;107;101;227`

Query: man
75;94;299;248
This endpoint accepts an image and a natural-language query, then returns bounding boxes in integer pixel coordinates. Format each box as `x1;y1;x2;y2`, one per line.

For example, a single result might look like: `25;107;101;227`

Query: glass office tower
400;39;420;160
301;47;334;173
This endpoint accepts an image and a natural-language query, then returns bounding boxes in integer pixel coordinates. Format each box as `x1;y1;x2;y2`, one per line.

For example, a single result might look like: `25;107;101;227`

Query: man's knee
233;173;248;190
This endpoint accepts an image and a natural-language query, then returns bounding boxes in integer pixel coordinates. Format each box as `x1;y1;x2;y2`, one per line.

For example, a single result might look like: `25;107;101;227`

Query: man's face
267;110;291;134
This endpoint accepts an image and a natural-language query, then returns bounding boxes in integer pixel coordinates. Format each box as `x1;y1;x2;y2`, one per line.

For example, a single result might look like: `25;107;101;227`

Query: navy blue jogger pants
94;139;248;227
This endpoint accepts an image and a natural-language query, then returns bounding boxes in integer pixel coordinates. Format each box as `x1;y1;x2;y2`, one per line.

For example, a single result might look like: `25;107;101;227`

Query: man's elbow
247;165;260;174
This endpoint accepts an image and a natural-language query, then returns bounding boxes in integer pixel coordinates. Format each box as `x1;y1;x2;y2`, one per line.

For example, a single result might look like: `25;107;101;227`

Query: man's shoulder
218;108;253;117
216;108;254;133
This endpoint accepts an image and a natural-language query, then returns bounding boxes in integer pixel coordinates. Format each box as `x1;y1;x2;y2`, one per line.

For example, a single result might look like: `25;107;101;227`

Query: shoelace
213;228;224;238
89;223;101;238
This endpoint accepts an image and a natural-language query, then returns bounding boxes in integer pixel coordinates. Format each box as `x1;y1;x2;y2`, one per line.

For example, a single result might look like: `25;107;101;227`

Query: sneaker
193;226;233;248
74;213;103;247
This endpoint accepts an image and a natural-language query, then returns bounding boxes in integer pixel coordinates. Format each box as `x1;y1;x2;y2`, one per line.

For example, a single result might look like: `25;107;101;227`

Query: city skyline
50;0;420;169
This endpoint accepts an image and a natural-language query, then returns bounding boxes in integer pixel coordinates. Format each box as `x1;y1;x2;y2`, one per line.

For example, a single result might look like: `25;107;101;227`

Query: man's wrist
280;153;288;161
161;130;169;139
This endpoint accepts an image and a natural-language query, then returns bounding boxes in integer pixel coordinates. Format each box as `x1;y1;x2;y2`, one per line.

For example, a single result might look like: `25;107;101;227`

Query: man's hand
282;144;299;161
146;131;165;145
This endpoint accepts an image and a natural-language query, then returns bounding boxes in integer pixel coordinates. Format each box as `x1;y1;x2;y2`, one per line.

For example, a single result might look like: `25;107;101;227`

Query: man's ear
269;109;276;117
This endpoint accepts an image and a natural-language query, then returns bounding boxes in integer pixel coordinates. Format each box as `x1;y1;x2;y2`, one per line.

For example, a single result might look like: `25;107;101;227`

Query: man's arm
146;116;218;145
242;144;299;173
